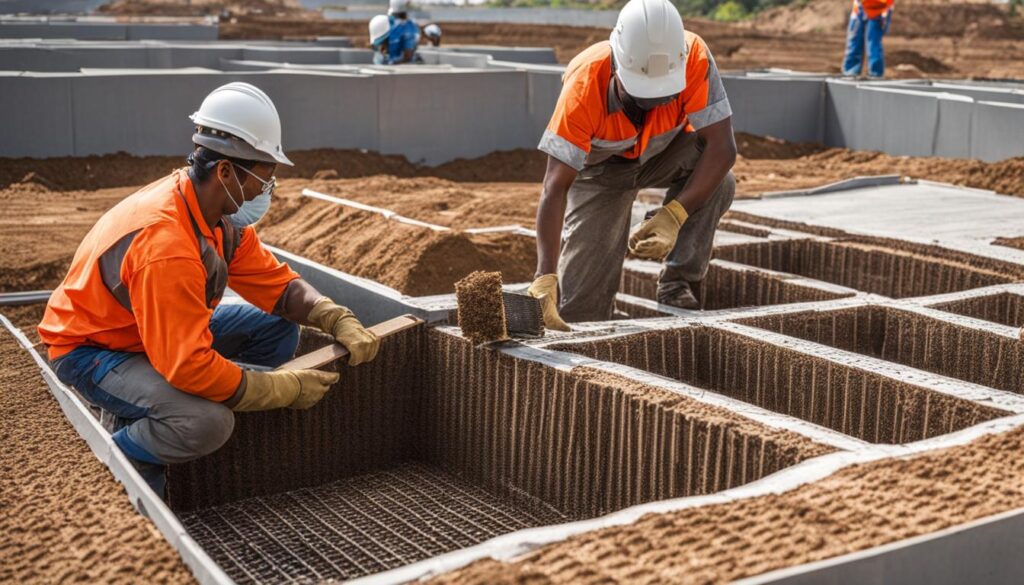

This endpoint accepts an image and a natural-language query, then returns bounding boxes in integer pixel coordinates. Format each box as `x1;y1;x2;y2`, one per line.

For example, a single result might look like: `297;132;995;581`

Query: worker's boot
656;280;701;310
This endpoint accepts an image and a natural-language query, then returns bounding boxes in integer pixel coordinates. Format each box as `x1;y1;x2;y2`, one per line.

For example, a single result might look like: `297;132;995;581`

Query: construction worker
842;0;895;78
38;82;380;496
423;23;442;47
372;0;420;65
528;0;736;327
369;14;392;64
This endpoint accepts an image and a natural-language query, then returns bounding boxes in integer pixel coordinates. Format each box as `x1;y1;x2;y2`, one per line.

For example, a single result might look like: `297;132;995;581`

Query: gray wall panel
723;76;824;144
933;97;973;159
970;101;1024;162
0;74;73;157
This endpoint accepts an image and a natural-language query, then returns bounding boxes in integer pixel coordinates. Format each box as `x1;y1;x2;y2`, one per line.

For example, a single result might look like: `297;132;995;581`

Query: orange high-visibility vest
853;0;895;19
39;169;299;401
539;34;731;171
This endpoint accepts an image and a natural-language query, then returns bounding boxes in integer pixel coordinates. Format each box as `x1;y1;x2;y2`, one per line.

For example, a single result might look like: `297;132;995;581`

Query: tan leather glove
628;200;688;260
308;298;380;366
527;273;571;332
232;369;340;412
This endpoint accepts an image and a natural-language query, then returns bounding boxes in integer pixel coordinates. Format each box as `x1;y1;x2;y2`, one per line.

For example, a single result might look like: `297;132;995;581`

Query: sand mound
258;196;535;297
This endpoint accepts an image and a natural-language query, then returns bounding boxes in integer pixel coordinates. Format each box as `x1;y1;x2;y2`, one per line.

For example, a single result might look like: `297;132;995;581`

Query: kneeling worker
39;82;380;496
528;0;737;328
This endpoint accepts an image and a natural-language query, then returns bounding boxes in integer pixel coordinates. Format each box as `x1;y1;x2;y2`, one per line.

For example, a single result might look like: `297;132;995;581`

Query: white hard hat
369;14;390;46
388;0;408;15
424;23;441;39
609;0;687;99
190;82;292;166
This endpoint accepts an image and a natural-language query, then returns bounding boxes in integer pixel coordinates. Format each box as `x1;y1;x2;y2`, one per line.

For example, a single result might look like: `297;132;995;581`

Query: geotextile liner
713;239;1015;298
930;292;1024;328
549;326;1007;444
619;262;852;310
738;305;1024;397
167;326;829;582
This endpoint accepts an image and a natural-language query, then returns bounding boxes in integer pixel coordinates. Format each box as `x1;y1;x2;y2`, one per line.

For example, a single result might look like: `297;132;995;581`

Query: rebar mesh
181;462;568;584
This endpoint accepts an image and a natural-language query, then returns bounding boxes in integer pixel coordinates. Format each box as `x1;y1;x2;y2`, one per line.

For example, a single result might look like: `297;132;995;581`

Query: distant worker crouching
369;0;421;65
423;23;442;47
842;0;894;78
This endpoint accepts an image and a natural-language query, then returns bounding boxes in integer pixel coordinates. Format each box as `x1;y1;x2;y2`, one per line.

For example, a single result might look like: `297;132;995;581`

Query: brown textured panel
713;239;1014;298
619;262;851;309
931;292;1024;328
423;331;830;520
167;326;425;512
550;326;1008;444
739;305;1024;397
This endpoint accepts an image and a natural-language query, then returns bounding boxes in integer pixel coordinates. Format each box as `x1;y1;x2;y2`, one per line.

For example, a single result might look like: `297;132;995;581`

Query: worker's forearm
273;278;326;326
671;138;736;213
535;187;568;277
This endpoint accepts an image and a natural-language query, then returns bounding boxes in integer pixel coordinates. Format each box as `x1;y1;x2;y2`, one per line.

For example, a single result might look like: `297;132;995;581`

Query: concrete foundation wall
322;7;619;28
724;76;825;144
0;22;218;41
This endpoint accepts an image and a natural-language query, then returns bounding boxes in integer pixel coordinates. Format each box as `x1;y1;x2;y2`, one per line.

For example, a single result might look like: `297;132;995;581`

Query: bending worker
528;0;736;328
842;0;894;79
39;82;380;496
423;23;442;47
370;0;420;65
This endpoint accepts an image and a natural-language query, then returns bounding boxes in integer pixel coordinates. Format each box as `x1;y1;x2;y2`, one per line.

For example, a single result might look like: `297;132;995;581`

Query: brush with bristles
455;271;544;343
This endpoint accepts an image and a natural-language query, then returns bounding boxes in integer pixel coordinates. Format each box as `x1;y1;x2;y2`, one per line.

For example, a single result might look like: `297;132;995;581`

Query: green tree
710;0;747;21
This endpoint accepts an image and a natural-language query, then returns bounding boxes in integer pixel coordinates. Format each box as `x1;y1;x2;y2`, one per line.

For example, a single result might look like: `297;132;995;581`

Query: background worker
369;14;392;64
842;0;895;78
423;23;442;47
370;0;417;64
528;0;736;328
39;82;380;497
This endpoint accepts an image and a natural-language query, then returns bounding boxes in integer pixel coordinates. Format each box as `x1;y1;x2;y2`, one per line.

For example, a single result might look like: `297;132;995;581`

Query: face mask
220;163;275;227
631;93;679;111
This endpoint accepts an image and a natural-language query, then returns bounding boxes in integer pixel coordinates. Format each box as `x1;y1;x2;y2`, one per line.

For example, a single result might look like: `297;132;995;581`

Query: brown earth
454;271;508;344
0;327;194;584
4;135;1023;294
433;420;1024;584
258;191;537;296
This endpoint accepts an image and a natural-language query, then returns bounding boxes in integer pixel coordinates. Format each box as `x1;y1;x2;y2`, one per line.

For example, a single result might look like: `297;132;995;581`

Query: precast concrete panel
376;70;531;164
337;48;373;64
933;97;973;159
418;49;490;68
125;24;218;42
823;79;858;149
447;46;557;65
723;76;824;143
0;74;73;157
527;69;563;141
241;47;343;65
970;101;1024;162
0;22;128;40
826;83;941;156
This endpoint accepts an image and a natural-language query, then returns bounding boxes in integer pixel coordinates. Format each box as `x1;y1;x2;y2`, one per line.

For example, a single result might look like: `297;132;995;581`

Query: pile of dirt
285;176;540;229
258;195;536;296
1;303;46;345
0;328;193;583
433;422;1024;584
733;133;1024;197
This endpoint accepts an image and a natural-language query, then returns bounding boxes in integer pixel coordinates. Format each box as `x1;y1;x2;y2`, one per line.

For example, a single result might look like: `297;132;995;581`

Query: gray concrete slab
970;100;1024;162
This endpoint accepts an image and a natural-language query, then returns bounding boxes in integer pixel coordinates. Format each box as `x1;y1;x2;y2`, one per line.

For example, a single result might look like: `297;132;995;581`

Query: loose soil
1;302;46;346
455;271;507;343
432;421;1024;584
258;192;536;296
0;327;193;584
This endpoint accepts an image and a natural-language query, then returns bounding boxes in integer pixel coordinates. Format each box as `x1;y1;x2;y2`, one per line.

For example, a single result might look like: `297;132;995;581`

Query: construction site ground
5;0;1024;581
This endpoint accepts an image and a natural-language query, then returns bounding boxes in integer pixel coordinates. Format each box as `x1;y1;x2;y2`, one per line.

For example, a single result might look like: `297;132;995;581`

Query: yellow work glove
233;369;340;412
527;273;571;332
308;298;380;366
628;200;688;260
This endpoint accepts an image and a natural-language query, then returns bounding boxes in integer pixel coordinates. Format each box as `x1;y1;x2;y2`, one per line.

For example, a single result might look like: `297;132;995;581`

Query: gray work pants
558;131;736;322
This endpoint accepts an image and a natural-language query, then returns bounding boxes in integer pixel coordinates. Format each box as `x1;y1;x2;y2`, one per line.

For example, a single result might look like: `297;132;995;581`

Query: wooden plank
277;314;423;371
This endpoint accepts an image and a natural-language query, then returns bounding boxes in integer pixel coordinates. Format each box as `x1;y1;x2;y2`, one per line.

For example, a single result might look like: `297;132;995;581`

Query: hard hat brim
615;66;686;100
193;132;293;167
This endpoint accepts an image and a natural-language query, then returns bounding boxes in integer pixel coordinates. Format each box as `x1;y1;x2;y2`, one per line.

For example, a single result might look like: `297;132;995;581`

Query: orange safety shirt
538;34;731;172
39;169;300;402
853;0;894;19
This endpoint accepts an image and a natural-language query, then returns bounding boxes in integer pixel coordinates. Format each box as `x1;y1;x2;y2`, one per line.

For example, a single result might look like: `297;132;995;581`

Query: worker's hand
628;200;688;260
307;298;380;366
233;369;339;412
527;274;571;332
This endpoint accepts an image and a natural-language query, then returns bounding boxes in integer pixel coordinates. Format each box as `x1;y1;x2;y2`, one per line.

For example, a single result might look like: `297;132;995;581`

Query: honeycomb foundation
738;304;1024;397
549;325;1008;444
929;291;1024;328
713;238;1015;298
619;260;854;310
167;326;829;583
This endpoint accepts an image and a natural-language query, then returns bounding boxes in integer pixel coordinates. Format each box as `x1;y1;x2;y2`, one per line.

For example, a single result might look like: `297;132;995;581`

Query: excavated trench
549;326;1008;444
620;261;854;310
738;305;1024;397
167;326;829;583
712;239;1015;298
930;292;1024;328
